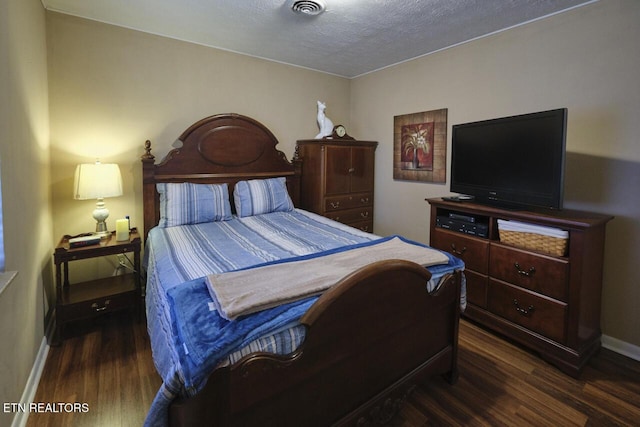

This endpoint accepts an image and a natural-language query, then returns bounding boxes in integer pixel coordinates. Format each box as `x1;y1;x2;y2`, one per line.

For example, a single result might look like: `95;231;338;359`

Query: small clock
329;125;354;140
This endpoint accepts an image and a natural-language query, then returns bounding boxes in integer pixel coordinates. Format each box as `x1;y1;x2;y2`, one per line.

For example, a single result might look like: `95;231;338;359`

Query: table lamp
73;161;123;236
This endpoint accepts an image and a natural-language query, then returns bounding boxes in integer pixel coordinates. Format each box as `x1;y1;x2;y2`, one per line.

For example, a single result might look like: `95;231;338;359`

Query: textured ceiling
42;0;596;78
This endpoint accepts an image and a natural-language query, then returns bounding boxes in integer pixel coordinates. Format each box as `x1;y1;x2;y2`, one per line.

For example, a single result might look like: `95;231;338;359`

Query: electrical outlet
113;254;127;276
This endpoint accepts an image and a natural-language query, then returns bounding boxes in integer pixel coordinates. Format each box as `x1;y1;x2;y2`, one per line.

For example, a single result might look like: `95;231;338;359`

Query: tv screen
450;108;567;210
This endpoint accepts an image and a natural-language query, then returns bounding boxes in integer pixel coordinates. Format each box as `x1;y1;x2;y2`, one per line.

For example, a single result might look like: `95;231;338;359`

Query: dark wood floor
27;312;160;427
28;312;640;426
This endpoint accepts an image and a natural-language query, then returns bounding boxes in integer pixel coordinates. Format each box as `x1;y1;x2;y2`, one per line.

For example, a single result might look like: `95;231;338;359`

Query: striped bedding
144;209;464;426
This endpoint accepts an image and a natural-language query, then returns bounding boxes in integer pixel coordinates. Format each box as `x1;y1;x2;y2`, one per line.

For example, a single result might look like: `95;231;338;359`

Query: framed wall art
393;108;447;183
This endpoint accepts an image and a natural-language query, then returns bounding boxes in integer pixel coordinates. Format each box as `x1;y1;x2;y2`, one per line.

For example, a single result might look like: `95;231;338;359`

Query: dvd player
448;212;476;223
435;215;488;238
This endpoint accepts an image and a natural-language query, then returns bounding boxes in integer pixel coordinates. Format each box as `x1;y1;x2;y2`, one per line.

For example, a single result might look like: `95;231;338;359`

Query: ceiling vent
291;0;326;16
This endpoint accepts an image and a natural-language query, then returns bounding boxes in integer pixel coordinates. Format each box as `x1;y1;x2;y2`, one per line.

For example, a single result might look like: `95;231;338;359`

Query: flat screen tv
450;108;567;210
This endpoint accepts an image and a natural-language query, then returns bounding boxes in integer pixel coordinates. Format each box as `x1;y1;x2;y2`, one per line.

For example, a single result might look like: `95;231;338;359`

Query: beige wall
47;12;351;282
0;0;52;424
351;0;640;347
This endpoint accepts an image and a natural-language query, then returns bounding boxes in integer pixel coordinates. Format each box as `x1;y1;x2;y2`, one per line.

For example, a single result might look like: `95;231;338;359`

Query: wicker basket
499;229;568;257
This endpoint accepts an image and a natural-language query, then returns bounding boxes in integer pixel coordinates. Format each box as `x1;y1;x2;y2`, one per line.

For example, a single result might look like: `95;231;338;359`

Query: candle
116;219;129;241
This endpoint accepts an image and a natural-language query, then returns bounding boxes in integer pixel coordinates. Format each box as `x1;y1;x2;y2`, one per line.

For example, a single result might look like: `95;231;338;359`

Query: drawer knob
513;299;535;317
514;262;536;277
450;243;467;256
91;300;111;312
330;201;340;209
360;197;369;203
360;211;369;219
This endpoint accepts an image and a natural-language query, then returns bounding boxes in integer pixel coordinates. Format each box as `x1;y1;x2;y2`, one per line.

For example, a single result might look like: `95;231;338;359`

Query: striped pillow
157;183;232;227
234;177;294;218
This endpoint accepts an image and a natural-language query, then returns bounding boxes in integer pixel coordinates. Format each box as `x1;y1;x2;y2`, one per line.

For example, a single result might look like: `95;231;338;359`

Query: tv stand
427;198;613;377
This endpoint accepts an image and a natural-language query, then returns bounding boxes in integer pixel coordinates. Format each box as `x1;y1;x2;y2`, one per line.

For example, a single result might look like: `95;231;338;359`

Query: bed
141;113;465;426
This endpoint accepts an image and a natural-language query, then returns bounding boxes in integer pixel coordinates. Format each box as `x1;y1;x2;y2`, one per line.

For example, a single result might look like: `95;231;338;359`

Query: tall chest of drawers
297;139;377;232
427;198;612;377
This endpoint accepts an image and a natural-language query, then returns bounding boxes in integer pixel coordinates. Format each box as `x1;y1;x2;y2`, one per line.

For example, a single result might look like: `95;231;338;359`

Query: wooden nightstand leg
63;261;70;287
52;315;63;347
53;261;64;346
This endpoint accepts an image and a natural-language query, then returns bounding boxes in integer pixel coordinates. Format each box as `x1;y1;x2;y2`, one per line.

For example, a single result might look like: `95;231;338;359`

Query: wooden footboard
168;260;462;426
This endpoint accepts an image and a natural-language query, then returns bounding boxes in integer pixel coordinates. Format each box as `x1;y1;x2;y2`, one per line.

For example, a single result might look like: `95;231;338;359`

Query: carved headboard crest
141;114;301;240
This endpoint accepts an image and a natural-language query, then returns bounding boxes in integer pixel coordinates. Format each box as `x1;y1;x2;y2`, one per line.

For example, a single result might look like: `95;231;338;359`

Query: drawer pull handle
513;299;535;317
361;225;369;232
514;262;536;277
360;197;369;204
330;201;340;209
348;168;355;174
91;300;111;312
450;243;466;256
360;212;369;218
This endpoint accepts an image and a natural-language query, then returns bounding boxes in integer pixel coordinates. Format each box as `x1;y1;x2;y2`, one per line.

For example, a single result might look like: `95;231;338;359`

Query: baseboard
11;336;49;427
602;334;640;362
10;313;54;427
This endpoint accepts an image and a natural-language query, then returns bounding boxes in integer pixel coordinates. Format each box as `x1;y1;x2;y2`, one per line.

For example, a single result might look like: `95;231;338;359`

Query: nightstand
53;228;141;344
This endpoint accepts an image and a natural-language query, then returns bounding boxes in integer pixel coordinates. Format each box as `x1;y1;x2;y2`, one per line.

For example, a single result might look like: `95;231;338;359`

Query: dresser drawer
431;229;489;274
347;219;374;233
325;206;373;224
465;269;488;308
325;192;373;212
488;279;567;343
490;244;569;301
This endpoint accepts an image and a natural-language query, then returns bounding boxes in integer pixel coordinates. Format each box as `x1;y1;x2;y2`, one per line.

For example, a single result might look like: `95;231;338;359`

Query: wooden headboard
141;113;302;240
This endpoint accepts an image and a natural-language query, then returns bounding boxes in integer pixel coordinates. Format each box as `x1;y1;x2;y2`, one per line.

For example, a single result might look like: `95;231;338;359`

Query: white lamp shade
73;162;123;200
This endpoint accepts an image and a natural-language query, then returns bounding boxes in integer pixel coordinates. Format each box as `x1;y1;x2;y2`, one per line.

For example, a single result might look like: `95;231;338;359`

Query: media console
427;198;613;377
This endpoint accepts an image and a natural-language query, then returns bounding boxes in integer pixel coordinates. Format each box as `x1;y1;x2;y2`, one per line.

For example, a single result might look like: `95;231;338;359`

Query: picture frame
393;108;447;183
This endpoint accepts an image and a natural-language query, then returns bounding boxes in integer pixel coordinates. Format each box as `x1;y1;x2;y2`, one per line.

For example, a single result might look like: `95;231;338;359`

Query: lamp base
95;220;111;238
93;198;111;238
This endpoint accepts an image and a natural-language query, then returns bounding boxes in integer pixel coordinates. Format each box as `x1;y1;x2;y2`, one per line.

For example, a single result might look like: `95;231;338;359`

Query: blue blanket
166;235;463;393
